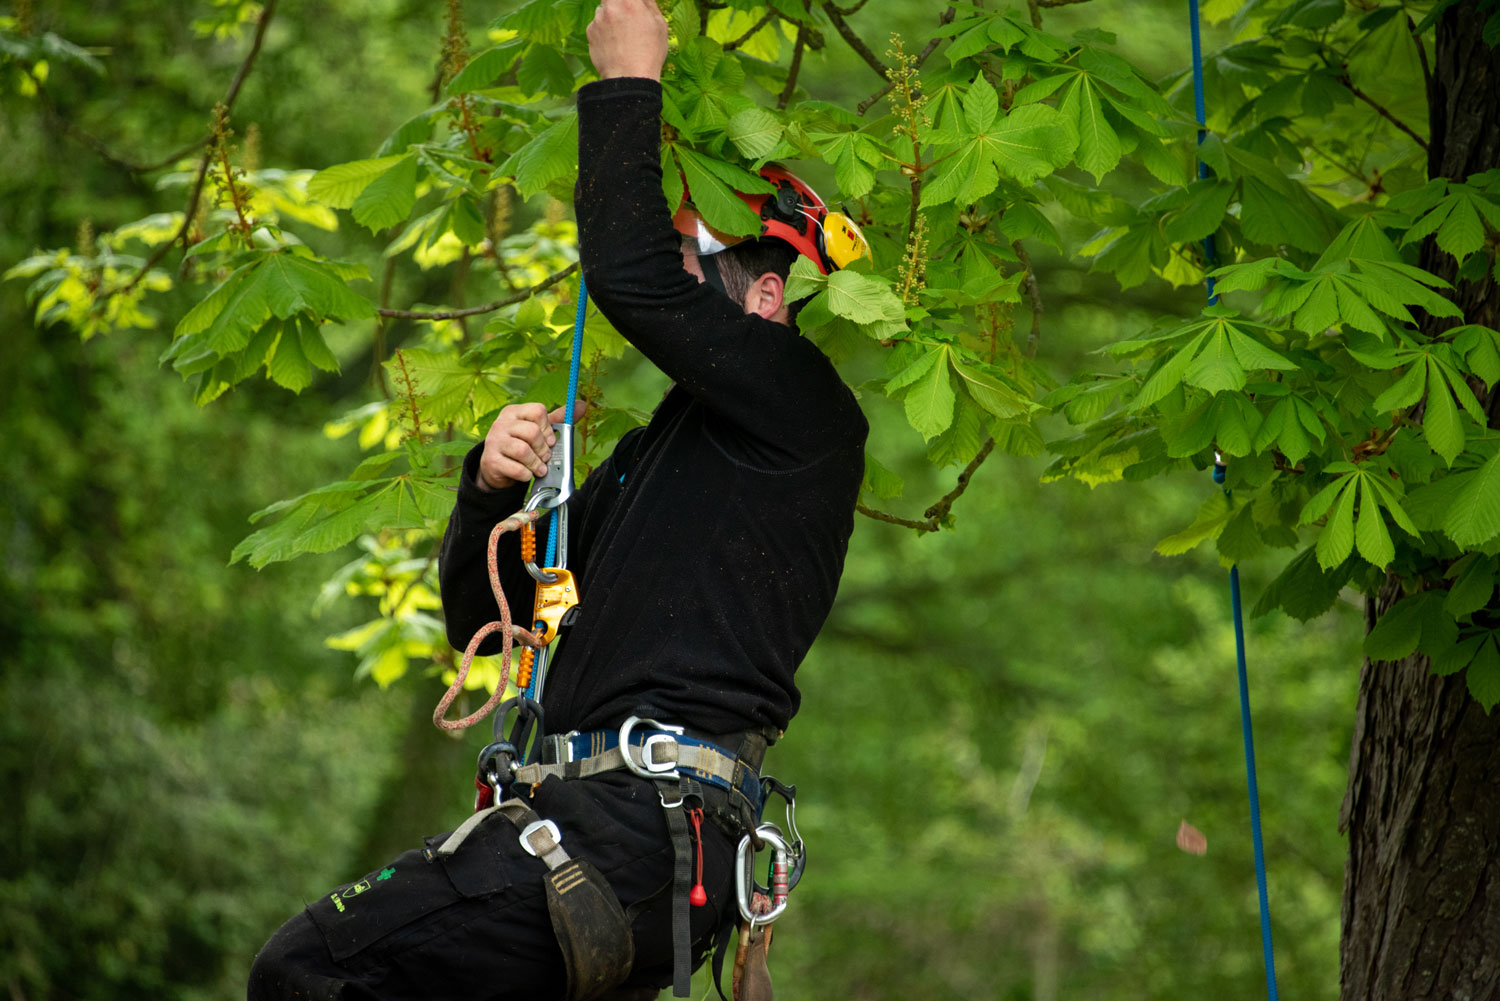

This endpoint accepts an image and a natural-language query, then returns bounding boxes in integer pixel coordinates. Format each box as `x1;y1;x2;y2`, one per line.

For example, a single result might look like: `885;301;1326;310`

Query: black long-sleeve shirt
438;78;867;737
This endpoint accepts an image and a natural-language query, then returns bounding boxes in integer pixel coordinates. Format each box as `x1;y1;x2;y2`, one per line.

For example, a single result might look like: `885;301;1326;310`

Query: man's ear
744;271;787;322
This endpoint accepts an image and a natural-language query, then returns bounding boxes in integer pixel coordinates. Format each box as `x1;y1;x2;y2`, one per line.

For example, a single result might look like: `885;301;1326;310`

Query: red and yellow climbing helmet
672;164;871;275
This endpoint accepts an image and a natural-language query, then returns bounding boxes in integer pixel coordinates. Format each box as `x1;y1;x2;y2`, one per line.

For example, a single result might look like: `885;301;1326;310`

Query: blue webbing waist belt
531;723;765;816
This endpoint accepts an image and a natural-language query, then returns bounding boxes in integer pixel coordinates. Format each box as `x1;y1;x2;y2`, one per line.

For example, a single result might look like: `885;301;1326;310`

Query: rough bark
1339;5;1500;999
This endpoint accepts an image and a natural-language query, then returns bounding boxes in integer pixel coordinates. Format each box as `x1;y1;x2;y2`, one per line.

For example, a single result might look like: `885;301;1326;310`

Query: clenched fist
476;401;584;492
587;0;669;81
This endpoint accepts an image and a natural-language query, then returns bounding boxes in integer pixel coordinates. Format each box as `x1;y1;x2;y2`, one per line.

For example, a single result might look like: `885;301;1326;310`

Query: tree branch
1339;74;1429;151
778;26;807;111
376;263;579;321
118;0;279;295
1406;14;1434;96
723;8;777;51
822;2;888;80
858;438;997;533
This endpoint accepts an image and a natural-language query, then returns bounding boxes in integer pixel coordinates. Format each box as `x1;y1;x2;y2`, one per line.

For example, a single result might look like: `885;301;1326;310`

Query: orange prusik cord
432;508;545;731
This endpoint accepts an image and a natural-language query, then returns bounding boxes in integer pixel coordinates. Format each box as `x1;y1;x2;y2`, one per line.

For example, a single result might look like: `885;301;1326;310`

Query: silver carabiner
523;422;574;583
736;823;792;926
618;715;684;781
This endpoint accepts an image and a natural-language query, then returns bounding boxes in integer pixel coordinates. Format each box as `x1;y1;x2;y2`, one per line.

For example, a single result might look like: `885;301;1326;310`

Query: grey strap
665;792;693;997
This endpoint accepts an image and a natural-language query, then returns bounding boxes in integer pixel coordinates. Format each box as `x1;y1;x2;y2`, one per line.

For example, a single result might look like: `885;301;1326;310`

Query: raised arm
577;1;865;464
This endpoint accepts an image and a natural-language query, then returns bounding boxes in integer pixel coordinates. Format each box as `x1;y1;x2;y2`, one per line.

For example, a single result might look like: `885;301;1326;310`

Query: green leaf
307;155;408;209
1132;331;1208;410
1251;546;1351;621
1432;633;1484;676
1156;491;1234;556
1445;451;1500;547
1163;181;1233;244
1217;501;1265;564
1183;330;1245;394
1316;478;1357;570
1445;556;1496;617
726;107;784;161
1372;361;1428;413
987;102;1077;184
266;321;313;393
1364;592;1425;661
352;154;419;232
1355;480;1396;568
446;42;522;95
862;452;903;500
964;71;1000;132
885;346;942;394
822;269;903;325
516;42;572;97
903;350;957;440
675;147;763;237
1063;76;1121;181
505;112;579;198
1226;325;1297;371
949;356;1031;419
1466;638;1500;711
1434;191;1487;262
1423;359;1464;465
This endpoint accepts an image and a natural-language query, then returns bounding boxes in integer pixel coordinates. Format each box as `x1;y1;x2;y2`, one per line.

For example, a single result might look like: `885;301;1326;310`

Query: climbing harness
1190;2;1279;996
430;272;806;1000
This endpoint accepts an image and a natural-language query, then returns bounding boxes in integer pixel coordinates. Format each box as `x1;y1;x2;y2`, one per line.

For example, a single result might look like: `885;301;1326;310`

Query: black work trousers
248;772;738;1001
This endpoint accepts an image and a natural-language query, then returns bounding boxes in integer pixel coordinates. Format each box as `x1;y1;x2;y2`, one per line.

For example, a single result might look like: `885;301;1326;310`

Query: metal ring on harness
618;715;685;780
736;823;794;927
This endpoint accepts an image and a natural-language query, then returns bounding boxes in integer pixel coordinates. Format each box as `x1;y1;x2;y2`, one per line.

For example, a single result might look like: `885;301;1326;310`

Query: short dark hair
713;238;799;306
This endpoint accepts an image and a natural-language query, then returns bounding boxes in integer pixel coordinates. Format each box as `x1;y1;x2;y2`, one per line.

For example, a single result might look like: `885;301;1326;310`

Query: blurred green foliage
1;1;1365;999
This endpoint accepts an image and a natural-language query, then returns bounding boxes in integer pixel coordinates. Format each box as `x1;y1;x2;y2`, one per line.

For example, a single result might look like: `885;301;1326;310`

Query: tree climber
247;0;868;997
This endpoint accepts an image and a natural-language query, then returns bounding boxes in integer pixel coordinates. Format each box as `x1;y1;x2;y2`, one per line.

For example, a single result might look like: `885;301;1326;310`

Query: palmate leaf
1252;546;1352;620
394;347;509;426
922;76;1076;206
673;147;765;237
1445;450;1500;547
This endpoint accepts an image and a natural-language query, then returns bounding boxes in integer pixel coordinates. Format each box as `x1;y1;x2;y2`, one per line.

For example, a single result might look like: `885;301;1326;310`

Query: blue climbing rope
524;276;588;701
542;277;588;571
1190;2;1278;997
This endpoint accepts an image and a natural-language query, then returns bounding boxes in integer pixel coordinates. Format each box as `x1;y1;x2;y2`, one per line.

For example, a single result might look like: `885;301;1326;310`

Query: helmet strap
698;252;729;299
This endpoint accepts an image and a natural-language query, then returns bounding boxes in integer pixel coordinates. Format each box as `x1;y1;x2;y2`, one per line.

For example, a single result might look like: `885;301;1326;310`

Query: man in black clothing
248;1;866;997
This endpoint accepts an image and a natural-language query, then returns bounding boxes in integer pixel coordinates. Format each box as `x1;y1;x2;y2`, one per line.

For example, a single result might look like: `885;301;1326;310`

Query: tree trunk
1339;5;1500;999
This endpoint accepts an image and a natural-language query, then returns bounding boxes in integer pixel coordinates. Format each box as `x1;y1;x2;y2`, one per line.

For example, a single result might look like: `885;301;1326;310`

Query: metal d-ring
618;716;683;780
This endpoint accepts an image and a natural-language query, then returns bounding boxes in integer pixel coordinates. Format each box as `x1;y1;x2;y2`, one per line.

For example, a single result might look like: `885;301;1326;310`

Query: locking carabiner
736;823;795;927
